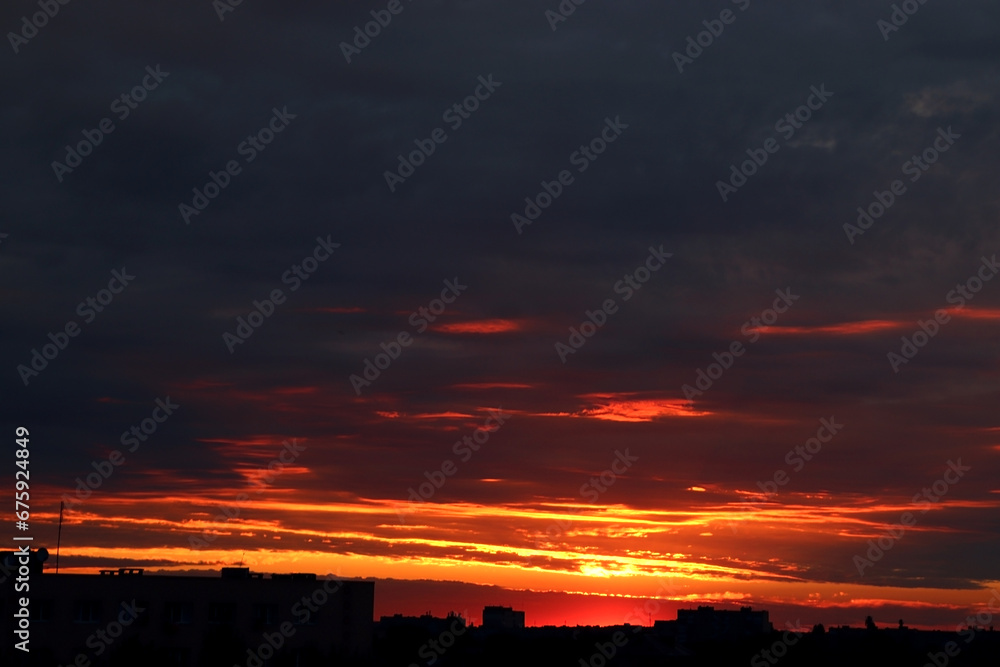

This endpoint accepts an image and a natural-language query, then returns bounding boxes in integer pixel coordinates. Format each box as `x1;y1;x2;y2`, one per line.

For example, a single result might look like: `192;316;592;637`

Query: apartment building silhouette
1;549;373;666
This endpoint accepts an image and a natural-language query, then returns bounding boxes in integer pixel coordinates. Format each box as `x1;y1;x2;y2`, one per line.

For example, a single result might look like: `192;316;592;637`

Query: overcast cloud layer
2;0;999;629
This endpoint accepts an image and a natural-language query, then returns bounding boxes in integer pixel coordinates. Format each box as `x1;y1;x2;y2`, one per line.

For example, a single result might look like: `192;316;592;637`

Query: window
253;603;279;625
30;600;53;622
73;600;101;623
294;607;318;625
165;601;194;624
167;647;191;666
208;602;236;624
135;599;150;627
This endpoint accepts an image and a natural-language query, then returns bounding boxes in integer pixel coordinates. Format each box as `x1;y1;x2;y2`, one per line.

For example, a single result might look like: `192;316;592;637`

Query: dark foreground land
7;627;1000;667
376;625;999;667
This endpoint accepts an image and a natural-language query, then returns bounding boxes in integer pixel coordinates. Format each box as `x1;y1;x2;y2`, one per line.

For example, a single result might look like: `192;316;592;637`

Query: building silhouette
1;549;373;667
7;549;1000;666
482;605;525;630
655;605;773;643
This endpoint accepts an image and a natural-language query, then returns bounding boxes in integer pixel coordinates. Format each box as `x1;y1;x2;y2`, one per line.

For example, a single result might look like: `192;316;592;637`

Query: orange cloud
539;394;711;422
949;307;1000;320
762;308;1000;337
196;435;290;448
409;412;477;420
761;319;905;336
433;319;524;334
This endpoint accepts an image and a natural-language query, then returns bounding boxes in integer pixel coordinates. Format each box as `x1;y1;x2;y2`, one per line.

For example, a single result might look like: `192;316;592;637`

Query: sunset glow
7;2;1000;648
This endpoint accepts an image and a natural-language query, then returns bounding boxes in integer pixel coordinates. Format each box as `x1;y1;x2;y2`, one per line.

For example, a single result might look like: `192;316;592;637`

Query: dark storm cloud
2;0;999;619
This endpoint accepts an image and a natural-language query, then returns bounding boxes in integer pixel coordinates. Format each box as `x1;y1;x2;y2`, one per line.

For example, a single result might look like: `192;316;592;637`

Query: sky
2;0;1000;632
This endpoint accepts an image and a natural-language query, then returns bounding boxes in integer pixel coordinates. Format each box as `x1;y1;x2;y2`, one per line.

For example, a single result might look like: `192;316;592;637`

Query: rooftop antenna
55;501;64;574
239;550;245;567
